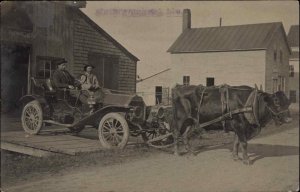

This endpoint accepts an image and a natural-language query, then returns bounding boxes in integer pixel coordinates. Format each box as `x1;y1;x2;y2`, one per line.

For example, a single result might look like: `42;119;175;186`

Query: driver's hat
54;59;68;65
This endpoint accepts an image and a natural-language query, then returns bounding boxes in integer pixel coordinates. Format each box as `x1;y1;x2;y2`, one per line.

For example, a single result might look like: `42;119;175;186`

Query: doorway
88;53;119;90
1;44;30;114
155;86;162;104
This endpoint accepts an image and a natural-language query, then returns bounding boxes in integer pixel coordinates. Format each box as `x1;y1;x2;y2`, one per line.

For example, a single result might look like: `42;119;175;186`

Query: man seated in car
79;65;105;113
51;59;85;103
80;65;104;104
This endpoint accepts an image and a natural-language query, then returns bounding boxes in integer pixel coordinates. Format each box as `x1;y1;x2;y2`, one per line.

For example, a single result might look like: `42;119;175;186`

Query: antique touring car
19;58;173;149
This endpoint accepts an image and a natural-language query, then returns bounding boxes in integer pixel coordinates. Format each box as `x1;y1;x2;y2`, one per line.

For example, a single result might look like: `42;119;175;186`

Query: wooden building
287;25;299;103
167;9;291;96
1;1;138;112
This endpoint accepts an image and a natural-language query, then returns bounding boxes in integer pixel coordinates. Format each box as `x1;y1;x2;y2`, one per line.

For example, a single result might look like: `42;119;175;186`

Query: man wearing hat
80;64;104;105
80;64;100;91
52;59;79;89
51;59;83;103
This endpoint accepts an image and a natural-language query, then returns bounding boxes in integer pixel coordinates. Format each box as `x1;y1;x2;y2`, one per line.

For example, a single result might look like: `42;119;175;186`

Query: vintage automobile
19;69;173;149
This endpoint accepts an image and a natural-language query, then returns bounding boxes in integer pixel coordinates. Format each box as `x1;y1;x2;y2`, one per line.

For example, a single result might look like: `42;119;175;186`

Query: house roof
76;9;139;62
168;22;289;53
287;25;299;47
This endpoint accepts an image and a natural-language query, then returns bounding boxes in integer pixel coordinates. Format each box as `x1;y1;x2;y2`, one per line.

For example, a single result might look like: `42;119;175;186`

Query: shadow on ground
247;144;299;164
189;143;299;165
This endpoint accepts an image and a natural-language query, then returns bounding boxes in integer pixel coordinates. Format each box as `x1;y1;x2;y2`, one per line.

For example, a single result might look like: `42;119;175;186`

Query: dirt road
3;122;299;192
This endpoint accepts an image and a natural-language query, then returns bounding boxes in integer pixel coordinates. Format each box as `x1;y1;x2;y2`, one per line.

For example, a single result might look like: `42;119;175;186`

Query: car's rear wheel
98;113;129;149
21;100;43;135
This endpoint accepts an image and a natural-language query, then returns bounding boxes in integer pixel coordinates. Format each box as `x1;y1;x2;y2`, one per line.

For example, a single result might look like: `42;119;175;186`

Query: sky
81;1;299;103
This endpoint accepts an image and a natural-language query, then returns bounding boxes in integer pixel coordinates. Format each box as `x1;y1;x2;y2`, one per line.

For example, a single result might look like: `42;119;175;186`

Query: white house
167;9;291;97
287;25;299;103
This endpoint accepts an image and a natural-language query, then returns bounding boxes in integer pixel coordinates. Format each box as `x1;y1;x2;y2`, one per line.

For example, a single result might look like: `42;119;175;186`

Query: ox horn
254;84;258;90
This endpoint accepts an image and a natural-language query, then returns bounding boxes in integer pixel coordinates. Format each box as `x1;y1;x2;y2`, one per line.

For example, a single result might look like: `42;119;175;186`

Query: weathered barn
1;1;138;112
287;25;299;103
167;9;291;97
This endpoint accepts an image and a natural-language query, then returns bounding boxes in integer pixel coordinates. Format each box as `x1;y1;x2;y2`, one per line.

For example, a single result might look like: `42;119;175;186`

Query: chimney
182;9;191;32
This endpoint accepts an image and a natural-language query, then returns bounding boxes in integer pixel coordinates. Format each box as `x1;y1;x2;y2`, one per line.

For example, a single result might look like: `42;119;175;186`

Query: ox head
263;91;292;125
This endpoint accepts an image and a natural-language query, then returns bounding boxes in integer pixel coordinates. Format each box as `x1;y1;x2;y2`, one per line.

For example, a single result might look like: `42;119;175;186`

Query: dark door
155;86;162;104
290;90;296;103
206;77;215;86
88;53;119;90
1;44;30;113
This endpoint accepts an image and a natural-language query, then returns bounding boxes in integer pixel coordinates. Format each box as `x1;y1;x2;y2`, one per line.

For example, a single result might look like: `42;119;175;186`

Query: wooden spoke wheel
98;113;129;149
142;122;174;148
21;100;43;135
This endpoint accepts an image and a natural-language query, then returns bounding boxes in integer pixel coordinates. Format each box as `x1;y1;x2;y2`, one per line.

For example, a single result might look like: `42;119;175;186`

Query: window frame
183;75;190;86
35;56;62;78
273;49;277;61
206;77;215;87
289;65;294;77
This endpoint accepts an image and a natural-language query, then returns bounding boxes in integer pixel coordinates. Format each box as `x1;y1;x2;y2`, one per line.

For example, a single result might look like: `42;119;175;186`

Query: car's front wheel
98;113;129;149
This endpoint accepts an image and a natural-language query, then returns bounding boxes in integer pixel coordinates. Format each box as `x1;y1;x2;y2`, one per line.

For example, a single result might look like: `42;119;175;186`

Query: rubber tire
21;100;43;135
98;113;129;149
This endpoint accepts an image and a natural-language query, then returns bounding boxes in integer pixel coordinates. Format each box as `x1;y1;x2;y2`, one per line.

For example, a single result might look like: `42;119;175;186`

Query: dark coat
52;69;76;88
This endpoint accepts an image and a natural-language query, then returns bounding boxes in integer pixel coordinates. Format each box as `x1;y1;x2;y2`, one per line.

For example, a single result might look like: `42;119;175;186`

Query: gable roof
76;9;139;62
287;25;299;47
168;22;289;53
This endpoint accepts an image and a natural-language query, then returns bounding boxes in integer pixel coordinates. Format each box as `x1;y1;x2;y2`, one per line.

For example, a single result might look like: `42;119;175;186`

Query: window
280;76;285;92
161;87;171;105
290;90;296;103
289;65;294;77
277;76;285;92
183;76;190;86
272;78;278;93
155;86;162;104
280;50;283;63
206;77;215;86
273;49;277;61
36;57;60;78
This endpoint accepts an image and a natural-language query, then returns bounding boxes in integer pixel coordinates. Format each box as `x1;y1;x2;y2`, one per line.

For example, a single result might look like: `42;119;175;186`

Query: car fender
18;95;49;108
72;105;132;128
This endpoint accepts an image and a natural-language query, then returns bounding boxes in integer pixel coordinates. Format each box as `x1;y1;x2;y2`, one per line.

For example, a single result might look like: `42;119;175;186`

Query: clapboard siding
1;2;137;93
171;51;266;89
265;28;290;96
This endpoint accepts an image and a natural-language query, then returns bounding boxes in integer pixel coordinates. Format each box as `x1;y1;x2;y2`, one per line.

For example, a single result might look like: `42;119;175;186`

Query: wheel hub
29;114;35;121
110;127;117;135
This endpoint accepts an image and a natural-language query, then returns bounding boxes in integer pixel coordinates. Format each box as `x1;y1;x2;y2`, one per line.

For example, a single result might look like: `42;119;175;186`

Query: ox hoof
187;151;197;156
232;155;240;161
242;159;252;165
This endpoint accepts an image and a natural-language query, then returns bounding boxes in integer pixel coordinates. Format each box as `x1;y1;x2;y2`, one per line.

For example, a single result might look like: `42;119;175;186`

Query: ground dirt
1;110;299;192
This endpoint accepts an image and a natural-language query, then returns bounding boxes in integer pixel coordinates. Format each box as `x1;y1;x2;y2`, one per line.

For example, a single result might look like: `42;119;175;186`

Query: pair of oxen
171;84;292;165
